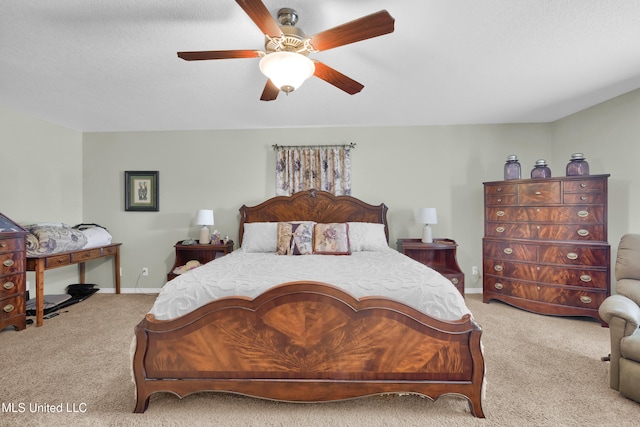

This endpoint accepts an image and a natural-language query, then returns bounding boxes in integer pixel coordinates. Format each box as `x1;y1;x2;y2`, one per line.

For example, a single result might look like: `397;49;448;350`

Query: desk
26;243;121;327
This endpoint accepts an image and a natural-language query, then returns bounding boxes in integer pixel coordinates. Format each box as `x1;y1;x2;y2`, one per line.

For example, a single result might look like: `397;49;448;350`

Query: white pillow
242;222;278;252
81;227;113;248
347;222;388;252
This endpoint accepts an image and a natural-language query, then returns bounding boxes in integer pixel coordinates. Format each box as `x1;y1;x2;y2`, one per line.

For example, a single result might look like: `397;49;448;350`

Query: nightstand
397;238;465;296
168;240;234;281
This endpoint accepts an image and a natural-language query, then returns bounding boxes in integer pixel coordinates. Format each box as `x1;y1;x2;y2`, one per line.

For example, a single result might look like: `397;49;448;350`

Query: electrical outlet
142;267;149;276
472;266;479;277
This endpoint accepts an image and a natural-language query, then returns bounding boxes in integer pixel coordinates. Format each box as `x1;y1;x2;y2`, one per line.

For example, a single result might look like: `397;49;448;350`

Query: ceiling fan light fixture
259;51;315;93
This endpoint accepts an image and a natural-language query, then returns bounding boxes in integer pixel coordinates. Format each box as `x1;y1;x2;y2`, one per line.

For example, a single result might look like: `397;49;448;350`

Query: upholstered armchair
599;233;640;403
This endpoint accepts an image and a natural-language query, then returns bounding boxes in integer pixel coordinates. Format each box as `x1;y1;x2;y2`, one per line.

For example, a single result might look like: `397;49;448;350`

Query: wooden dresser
0;213;28;331
482;174;610;322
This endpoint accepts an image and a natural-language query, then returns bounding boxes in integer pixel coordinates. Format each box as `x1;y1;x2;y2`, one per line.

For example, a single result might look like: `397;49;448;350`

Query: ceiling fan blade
310;10;395;52
260;79;279;101
313;61;364;95
177;50;263;61
236;0;284;38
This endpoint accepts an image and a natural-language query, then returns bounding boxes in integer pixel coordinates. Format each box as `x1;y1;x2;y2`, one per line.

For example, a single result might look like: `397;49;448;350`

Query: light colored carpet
1;293;638;426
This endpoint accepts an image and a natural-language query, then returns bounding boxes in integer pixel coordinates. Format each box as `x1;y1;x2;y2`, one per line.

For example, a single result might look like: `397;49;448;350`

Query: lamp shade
417;208;438;225
259;51;315;93
195;209;214;226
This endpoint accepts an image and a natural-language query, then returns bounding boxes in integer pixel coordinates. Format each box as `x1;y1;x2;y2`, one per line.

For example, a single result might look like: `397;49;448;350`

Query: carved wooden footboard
132;281;485;417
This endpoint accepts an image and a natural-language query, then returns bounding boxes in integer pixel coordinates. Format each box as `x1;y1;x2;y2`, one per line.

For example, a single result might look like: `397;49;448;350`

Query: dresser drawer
483;240;537;262
536;266;608;289
485;223;534;239
485;183;516;195
1;252;25;275
484;276;606;309
484;259;608;289
0;238;25;253
517;181;561;205
1;274;24;296
564;178;606;192
563;192;605;204
486;206;604;223
71;248;102;262
535;224;605;241
0;294;25;321
538;244;609;266
486;194;516;206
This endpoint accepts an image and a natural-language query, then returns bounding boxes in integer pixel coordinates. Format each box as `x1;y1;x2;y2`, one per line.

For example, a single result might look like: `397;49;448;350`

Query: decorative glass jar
504;155;521;180
566;153;589;176
531;159;552;178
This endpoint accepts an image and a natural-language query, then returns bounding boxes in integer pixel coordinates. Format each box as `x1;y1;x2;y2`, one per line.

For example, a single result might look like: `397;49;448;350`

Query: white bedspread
149;248;471;321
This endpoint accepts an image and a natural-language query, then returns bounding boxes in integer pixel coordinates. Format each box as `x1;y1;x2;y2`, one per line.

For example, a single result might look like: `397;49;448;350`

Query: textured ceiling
2;0;640;132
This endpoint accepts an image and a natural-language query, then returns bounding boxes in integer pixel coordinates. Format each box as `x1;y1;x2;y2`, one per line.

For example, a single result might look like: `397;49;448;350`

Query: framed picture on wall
125;171;159;212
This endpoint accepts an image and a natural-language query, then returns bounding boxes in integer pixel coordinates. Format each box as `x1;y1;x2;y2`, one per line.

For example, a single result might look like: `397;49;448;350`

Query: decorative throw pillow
276;222;315;255
313;223;351;255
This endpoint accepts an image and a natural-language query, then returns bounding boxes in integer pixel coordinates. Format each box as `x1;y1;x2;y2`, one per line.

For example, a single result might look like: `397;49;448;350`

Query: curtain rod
272;143;356;150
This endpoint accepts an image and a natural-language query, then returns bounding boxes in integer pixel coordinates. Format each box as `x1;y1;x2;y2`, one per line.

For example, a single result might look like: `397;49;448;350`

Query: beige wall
0;107;83;294
2;88;639;295
81;124;549;293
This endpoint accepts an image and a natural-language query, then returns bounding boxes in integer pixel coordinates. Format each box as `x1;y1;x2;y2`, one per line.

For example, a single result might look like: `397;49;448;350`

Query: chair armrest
599;295;640;331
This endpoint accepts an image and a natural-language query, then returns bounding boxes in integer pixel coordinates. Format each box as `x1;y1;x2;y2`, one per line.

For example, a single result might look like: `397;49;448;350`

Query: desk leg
78;262;86;283
114;246;121;294
113;246;120;294
35;259;45;327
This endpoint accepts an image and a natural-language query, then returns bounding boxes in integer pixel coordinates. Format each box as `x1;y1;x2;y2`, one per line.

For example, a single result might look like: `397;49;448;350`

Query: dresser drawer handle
535;191;542;195
451;278;459;285
494;282;504;290
497;198;503;203
3;281;14;290
581;196;587;201
580;183;587;188
0;243;6;248
497;187;503;192
577;210;589;218
580;274;592;282
567;252;579;260
503;248;513;255
494;265;503;272
3;304;14;313
3;259;14;267
577;229;590;237
496;226;505;233
497;210;505;217
580;296;592;304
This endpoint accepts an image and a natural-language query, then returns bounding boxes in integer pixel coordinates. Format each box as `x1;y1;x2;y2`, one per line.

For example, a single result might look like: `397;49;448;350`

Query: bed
132;190;485;417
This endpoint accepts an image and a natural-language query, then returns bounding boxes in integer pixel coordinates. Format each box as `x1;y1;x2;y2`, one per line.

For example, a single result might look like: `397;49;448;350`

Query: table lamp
417;208;437;243
195;209;214;244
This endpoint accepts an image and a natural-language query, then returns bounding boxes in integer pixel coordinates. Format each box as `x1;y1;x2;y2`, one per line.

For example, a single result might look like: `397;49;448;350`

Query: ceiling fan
177;0;395;101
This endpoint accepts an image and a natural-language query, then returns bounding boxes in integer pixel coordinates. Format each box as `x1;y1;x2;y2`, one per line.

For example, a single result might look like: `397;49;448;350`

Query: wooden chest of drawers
0;213;28;331
482;174;610;322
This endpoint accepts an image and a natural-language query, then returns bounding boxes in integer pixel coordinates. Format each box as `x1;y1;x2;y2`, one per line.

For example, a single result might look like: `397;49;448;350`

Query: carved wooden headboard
238;190;389;246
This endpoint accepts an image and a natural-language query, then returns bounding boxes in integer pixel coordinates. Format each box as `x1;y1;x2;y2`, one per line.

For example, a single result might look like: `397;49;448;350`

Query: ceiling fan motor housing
264;9;312;56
